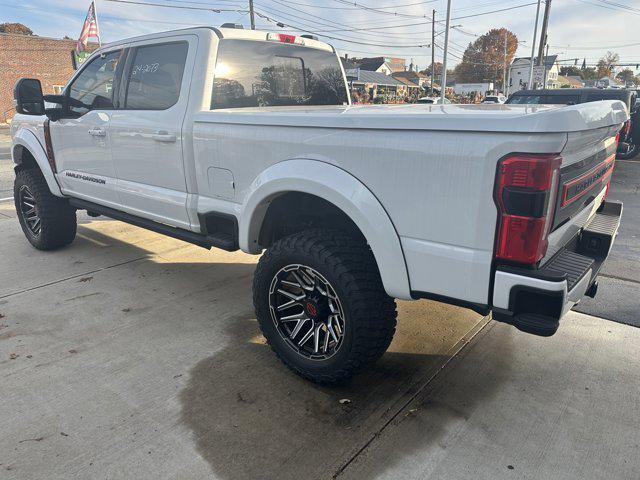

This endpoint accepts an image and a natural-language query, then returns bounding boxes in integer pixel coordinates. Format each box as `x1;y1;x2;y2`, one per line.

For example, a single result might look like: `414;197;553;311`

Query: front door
109;37;194;229
52;49;124;207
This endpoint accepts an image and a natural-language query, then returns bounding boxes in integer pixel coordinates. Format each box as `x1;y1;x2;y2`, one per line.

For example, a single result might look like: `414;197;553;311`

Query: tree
560;66;583;78
421;62;443;77
453;28;518;90
616;69;638;85
0;22;33;35
596;51;619;78
581;67;598;80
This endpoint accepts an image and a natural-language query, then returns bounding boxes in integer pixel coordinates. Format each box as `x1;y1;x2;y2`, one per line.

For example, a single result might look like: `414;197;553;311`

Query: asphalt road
574;158;640;327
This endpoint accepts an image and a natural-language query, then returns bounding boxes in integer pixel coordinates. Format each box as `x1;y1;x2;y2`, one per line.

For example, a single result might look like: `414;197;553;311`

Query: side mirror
14;78;45;115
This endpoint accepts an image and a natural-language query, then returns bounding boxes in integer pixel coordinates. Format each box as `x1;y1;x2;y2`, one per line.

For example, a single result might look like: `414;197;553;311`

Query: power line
253;9;430;47
103;0;246;13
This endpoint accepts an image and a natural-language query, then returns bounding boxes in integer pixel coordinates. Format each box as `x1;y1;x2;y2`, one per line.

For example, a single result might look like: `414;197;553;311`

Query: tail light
494;154;562;265
266;33;304;45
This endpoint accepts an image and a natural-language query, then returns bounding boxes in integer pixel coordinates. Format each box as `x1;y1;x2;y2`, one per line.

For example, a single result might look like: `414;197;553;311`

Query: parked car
11;27;627;383
482;94;506;104
507;88;638;159
417;96;451;104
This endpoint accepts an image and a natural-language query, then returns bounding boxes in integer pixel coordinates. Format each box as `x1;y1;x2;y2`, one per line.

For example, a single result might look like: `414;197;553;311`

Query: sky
1;0;639;73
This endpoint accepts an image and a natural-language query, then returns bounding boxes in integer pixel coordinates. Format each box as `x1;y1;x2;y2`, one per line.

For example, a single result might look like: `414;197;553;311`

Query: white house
507;56;560;94
453;82;494;95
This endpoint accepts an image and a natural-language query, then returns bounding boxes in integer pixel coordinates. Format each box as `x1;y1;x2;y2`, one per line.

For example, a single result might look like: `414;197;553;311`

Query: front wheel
14;168;77;250
253;229;397;384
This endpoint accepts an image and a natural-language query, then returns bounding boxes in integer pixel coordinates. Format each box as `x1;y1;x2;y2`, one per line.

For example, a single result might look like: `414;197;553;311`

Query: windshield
211;39;349;109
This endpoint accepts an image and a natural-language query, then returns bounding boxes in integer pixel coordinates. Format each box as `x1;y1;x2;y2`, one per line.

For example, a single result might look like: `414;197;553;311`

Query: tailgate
541;125;619;265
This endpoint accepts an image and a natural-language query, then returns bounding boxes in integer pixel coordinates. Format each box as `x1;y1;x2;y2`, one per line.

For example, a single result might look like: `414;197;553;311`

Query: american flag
76;1;100;53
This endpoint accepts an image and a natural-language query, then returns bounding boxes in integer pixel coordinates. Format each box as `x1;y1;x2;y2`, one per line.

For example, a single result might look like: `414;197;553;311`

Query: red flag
76;1;100;53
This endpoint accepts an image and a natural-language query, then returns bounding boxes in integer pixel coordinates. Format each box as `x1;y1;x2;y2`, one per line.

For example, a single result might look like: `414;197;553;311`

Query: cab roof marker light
266;33;305;45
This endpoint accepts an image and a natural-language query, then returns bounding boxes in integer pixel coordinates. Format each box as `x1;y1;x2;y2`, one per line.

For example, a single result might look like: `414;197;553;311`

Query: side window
68;49;122;115
124;42;188;110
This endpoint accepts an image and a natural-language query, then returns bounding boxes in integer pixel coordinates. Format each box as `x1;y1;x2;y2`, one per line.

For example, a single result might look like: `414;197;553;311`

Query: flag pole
92;0;102;46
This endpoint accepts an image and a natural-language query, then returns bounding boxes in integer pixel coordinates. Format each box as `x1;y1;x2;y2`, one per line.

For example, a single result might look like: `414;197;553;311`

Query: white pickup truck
11;27;626;383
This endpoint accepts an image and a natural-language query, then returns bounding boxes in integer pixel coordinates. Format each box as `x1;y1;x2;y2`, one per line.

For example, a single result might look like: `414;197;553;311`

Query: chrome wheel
18;185;41;237
269;264;346;360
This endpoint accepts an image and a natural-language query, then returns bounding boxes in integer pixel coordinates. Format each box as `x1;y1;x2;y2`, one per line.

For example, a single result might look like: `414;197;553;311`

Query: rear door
109;35;195;229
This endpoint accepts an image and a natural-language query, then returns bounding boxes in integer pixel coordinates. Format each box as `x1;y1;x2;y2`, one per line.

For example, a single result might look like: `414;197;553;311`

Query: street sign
532;66;546;84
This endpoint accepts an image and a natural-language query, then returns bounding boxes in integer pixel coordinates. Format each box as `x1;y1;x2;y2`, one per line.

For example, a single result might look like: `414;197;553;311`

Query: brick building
0;33;97;122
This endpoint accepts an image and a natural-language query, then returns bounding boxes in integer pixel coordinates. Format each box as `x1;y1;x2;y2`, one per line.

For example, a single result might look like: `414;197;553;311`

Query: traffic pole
537;0;551;67
440;0;452;104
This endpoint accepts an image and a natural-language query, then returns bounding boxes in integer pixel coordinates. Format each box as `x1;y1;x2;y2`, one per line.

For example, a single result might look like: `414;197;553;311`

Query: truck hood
196;100;629;133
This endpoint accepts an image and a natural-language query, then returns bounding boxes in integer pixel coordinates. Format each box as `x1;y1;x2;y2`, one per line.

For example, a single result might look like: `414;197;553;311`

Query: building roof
558;75;584;87
394;76;420;88
345;69;405;86
512;55;558;69
357;58;389;71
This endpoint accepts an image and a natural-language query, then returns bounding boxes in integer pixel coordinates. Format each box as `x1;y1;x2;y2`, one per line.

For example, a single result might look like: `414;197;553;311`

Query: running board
68;198;239;252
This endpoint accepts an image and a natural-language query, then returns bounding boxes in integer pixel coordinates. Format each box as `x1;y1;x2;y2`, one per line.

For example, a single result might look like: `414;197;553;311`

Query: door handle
88;128;106;137
151;131;177;143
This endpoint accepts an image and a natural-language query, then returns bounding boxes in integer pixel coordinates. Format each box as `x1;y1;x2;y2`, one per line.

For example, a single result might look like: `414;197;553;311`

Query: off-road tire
617;142;639;160
14;168;77;250
253;229;397;384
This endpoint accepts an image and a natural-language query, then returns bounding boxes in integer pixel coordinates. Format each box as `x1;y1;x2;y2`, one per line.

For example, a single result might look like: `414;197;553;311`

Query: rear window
211;39;348;109
507;95;543;104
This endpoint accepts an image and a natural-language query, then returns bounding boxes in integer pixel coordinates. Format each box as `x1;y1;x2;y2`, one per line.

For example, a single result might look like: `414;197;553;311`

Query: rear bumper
492;200;622;336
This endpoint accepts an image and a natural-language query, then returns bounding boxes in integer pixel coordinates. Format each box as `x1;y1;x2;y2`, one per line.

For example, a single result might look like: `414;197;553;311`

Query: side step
69;198;239;252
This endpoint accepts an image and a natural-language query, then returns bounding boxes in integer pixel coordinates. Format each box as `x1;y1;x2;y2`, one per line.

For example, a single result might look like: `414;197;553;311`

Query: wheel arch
12;128;63;197
240;159;411;299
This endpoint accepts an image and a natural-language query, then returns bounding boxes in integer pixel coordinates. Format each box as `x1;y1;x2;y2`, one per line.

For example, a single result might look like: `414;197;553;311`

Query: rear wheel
617;142;639;160
253;229;397;384
14;169;77;250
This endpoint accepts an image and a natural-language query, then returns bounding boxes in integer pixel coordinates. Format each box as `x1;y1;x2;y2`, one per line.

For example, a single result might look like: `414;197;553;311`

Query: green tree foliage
453;28;518;87
616;69;639;85
560;66;583;78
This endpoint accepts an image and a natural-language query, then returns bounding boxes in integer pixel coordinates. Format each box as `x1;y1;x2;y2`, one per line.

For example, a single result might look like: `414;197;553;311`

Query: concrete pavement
0;209;487;479
1;202;639;480
339;313;640;480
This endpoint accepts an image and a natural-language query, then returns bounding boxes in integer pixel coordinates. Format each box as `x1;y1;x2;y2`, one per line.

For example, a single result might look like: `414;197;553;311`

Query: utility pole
430;9;435;96
502;31;507;94
440;0;452;104
528;0;542;89
537;0;551;66
249;0;255;30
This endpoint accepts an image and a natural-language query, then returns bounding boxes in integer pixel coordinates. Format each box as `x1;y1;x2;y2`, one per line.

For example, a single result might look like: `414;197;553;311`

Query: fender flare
240;159;411;299
12;128;63;197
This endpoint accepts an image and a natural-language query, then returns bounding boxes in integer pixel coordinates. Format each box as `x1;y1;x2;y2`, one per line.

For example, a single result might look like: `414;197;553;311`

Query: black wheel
253;229;397;384
14;168;77;250
617;142;639;160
